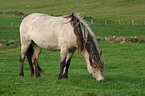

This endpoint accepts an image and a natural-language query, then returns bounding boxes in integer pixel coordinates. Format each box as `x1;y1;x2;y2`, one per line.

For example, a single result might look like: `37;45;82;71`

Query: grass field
0;0;145;24
0;43;145;96
0;0;145;96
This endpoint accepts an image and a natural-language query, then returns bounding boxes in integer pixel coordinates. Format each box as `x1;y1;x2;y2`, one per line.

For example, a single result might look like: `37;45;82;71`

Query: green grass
0;17;21;40
0;27;20;40
0;0;145;96
0;17;145;41
0;17;22;27
90;25;145;38
0;43;144;96
0;0;145;25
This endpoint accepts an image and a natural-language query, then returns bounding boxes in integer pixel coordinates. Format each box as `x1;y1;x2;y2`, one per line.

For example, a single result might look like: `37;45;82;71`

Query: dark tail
26;44;43;76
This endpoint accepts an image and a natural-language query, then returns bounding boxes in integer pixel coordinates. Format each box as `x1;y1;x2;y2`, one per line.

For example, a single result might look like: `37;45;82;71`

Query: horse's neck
82;49;90;64
82;49;94;75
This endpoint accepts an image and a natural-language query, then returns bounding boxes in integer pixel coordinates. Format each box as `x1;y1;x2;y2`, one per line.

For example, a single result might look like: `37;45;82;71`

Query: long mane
64;13;104;71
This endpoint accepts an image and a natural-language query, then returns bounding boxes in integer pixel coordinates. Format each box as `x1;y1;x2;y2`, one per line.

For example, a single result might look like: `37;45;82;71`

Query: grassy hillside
0;0;144;39
0;17;145;40
0;0;145;24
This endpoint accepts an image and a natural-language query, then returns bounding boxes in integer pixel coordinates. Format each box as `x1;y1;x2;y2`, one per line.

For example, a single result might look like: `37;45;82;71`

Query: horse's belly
36;41;60;50
31;35;60;50
37;41;60;50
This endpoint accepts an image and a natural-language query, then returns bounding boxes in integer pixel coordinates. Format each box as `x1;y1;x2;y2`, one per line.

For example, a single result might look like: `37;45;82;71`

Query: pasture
0;42;145;96
0;0;145;96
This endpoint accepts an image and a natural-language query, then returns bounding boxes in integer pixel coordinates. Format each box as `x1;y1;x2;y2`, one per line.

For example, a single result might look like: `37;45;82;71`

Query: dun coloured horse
19;13;105;81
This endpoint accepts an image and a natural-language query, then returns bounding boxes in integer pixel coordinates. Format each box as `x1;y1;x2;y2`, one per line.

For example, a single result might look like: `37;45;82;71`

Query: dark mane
65;13;104;71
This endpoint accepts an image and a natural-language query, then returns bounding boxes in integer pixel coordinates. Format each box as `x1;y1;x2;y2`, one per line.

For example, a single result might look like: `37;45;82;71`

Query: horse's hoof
35;75;41;78
19;73;24;77
37;72;41;77
57;74;63;80
62;74;68;78
31;73;34;77
35;73;41;78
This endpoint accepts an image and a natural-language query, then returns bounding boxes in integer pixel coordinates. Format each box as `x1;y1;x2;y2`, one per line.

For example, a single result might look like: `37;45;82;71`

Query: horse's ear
100;51;103;56
69;12;74;16
63;12;74;18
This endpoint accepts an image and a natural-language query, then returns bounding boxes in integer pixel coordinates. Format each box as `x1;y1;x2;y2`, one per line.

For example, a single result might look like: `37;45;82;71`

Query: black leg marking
26;54;34;76
62;58;71;78
33;58;41;78
19;63;24;77
37;63;43;73
36;63;41;77
26;45;34;76
58;58;66;80
19;54;24;77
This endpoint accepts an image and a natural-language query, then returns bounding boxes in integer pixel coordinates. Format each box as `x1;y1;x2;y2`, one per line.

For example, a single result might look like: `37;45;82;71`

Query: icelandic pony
19;13;105;81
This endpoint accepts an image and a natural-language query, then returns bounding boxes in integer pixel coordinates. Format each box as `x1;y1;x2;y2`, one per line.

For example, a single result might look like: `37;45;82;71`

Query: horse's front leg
58;48;68;80
62;49;76;78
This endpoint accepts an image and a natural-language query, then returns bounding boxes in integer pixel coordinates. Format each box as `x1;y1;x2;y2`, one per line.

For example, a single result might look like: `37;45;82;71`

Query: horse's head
69;12;105;81
87;51;105;82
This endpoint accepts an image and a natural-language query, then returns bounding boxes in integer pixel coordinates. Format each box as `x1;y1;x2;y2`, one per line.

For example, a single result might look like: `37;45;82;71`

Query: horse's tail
26;44;43;76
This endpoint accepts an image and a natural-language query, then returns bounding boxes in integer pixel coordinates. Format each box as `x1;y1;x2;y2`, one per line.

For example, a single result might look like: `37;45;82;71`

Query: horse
19;13;105;81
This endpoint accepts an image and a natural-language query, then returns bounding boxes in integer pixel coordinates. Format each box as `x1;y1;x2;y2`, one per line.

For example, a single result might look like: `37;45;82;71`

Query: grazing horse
19;13;105;81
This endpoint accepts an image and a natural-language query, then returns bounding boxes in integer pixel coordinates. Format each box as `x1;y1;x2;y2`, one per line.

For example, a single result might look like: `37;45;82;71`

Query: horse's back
20;13;77;50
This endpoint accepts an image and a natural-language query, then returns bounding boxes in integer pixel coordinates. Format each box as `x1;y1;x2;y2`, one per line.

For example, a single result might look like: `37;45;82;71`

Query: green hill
0;0;145;24
0;0;145;38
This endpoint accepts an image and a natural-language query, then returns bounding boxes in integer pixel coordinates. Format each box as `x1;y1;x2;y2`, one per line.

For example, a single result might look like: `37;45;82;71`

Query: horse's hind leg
19;41;31;76
26;44;43;77
62;49;76;78
32;44;41;77
26;44;34;76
